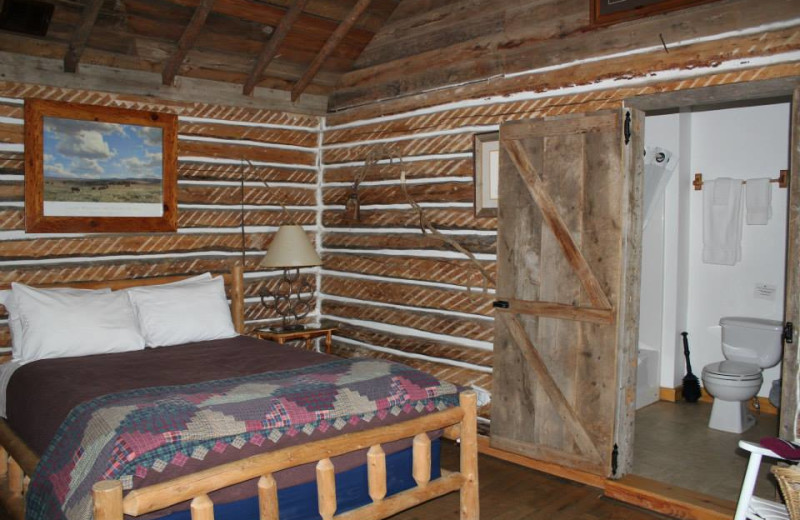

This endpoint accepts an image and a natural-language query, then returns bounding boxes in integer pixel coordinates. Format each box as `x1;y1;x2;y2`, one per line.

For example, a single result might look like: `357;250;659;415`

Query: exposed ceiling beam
290;0;372;102
242;0;310;96
1;51;328;115
162;0;216;86
64;0;105;73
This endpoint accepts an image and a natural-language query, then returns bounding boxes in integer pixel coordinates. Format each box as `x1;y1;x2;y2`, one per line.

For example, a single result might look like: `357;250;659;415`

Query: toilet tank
720;317;784;368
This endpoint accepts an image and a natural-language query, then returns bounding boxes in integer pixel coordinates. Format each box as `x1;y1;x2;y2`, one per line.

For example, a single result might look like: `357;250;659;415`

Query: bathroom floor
633;400;779;502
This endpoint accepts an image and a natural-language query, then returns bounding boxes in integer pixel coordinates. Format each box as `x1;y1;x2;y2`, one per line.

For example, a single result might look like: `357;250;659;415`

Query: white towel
746;177;772;225
703;178;743;266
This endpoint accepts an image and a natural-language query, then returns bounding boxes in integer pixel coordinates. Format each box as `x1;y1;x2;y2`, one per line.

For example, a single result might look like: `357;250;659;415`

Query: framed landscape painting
24;99;177;233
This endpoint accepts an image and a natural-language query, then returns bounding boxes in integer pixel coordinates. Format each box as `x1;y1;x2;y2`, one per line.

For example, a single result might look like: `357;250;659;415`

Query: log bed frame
0;265;479;520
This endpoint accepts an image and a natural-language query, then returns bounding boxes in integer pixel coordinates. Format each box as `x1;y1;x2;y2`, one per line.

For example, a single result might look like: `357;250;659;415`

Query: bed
0;265;479;520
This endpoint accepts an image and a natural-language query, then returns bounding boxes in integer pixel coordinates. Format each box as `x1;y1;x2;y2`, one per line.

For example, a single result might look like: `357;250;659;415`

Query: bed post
92;480;123;520
459;390;479;520
231;264;245;334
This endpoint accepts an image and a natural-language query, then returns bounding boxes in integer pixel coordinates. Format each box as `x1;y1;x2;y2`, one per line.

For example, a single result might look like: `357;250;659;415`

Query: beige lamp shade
260;225;322;268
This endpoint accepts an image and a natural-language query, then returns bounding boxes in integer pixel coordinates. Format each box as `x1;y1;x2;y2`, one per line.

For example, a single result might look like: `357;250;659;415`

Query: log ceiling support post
290;0;372;102
162;0;216;86
242;0;310;96
64;0;105;73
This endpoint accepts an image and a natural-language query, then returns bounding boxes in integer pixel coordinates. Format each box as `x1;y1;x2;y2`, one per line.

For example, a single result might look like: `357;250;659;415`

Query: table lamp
259;225;322;331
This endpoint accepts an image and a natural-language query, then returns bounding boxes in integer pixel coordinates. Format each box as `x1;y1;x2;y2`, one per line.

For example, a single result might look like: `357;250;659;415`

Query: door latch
784;322;794;344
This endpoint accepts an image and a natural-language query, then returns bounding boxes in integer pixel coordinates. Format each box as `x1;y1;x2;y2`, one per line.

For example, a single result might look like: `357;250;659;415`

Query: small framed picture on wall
590;0;721;26
474;132;499;218
24;99;178;233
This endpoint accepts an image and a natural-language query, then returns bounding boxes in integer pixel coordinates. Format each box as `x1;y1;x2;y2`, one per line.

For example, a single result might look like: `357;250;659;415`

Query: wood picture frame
24;99;177;233
474;131;499;218
590;0;721;26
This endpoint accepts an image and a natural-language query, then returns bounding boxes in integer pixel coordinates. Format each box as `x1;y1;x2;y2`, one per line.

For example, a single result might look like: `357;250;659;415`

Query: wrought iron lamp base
259;267;315;331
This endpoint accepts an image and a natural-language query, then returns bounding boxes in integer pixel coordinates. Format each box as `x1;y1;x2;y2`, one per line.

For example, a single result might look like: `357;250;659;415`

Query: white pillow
126;276;236;347
2;286;112;360
11;283;144;363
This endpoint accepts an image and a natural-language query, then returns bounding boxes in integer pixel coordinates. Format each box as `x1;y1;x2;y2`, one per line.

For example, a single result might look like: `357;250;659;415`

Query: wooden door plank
242;0;310;96
64;0;105;73
496;312;603;464
491;133;544;455
576;115;630;473
162;0;216;86
291;0;373;102
780;88;800;441
489;435;605;476
503;137;613;311
533;131;585;454
495;299;614;324
612;107;645;475
502;113;619;140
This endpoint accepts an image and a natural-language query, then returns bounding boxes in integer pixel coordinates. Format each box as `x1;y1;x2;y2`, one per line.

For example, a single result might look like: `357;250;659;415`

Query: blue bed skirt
159;438;442;520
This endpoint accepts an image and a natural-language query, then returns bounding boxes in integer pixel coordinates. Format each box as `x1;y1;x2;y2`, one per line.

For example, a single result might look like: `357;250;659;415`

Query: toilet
701;317;783;434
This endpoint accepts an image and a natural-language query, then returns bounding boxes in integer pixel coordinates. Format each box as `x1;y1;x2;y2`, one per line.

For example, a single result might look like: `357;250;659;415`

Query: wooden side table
254;324;337;354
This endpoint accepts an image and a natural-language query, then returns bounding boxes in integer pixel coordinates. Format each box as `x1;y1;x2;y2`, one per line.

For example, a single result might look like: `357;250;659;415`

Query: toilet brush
681;331;701;403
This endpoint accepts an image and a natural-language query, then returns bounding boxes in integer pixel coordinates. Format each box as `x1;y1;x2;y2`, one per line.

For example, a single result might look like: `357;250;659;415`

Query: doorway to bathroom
629;95;792;506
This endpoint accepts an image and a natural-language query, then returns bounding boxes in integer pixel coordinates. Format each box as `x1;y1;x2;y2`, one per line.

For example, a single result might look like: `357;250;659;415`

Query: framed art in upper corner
24;98;177;233
474;132;499;218
590;0;721;26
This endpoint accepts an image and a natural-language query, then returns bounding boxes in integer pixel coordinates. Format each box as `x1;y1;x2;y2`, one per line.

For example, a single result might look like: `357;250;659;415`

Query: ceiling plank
291;0;372;102
162;0;217;86
63;0;105;73
242;0;310;96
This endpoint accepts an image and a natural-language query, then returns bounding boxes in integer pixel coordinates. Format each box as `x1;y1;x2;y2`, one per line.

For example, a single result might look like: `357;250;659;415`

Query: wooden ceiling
0;0;400;104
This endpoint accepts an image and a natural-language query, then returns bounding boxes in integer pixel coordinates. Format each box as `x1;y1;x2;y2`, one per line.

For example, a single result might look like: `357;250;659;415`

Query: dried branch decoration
240;158;294;258
360;146;495;296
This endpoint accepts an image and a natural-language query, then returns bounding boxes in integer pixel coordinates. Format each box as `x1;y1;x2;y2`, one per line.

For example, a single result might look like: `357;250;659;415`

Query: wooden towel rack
693;170;788;191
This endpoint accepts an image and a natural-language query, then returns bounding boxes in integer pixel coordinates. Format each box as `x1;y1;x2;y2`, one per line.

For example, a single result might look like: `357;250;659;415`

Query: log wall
320;13;800;421
0;82;322;345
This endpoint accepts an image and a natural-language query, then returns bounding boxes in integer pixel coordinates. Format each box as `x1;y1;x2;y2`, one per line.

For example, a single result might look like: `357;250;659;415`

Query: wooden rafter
291;0;373;102
243;0;310;96
64;0;105;73
162;0;217;86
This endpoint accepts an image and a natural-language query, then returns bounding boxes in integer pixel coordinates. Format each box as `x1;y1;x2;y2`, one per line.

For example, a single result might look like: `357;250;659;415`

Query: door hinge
493;300;509;309
784;322;794;344
624;111;631;145
611;443;619;476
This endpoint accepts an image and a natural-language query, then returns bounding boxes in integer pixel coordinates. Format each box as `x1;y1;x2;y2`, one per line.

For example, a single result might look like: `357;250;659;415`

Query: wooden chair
735;440;790;520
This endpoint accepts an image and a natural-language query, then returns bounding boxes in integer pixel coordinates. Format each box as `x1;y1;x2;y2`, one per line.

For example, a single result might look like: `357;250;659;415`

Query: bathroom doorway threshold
605;475;735;520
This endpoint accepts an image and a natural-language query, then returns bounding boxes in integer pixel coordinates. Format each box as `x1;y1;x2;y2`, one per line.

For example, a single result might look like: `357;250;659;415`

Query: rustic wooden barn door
491;109;643;479
780;88;800;443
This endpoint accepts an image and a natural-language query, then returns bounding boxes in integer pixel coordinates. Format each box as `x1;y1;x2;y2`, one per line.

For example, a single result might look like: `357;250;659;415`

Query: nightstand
254;324;337;354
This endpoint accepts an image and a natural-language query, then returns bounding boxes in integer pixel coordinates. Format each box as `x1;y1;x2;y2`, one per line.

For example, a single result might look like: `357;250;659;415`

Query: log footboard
84;389;479;520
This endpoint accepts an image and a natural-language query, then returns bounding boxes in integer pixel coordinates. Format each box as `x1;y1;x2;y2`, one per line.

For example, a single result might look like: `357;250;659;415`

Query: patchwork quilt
25;358;459;520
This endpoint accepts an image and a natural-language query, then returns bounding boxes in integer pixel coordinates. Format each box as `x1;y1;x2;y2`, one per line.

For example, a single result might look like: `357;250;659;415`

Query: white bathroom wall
674;110;694;388
686;102;790;397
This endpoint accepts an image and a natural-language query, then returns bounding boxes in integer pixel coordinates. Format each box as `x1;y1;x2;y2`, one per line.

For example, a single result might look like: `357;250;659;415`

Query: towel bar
692;170;788;191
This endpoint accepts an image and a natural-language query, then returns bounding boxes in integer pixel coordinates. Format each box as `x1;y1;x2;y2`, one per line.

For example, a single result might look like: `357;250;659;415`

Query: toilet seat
702;361;762;381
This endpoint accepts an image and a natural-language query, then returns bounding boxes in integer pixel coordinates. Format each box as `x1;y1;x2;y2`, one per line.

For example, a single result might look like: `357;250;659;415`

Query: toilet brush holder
681;332;701;403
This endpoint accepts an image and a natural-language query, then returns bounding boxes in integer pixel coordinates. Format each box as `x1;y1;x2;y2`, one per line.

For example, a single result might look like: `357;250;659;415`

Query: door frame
623;75;800;450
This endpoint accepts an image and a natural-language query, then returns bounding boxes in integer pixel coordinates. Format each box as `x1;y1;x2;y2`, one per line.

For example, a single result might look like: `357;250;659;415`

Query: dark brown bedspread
6;335;330;455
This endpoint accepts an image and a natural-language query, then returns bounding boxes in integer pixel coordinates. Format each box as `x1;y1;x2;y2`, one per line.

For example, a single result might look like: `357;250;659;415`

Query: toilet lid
702;361;762;380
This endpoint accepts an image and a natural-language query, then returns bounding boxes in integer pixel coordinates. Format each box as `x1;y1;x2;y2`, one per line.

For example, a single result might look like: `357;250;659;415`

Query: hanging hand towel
703;178;743;265
746;177;772;225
